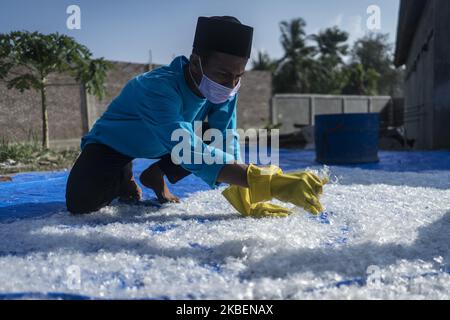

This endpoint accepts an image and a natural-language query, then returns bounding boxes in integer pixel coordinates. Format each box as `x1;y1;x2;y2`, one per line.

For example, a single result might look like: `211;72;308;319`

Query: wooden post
80;84;90;135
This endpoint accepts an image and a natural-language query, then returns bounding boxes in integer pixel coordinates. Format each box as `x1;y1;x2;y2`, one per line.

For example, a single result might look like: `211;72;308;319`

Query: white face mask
188;57;241;104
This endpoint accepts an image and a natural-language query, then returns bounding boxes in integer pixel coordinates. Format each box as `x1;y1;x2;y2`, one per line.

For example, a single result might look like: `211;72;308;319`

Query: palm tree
273;18;316;93
351;33;403;96
251;51;277;72
342;63;379;95
310;26;349;94
312;26;348;65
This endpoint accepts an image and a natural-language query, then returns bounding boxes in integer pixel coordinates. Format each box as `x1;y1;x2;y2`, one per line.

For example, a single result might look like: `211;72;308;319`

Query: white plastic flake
0;166;449;299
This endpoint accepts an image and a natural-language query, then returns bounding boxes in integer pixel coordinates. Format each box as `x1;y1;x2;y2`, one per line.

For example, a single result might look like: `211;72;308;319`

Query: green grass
0;139;41;163
0;138;80;175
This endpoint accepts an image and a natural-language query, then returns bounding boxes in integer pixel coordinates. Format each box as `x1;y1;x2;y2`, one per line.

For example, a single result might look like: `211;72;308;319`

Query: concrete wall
236;71;272;130
0;60;272;149
272;94;393;135
85;61;148;129
0;69;84;147
87;66;272;131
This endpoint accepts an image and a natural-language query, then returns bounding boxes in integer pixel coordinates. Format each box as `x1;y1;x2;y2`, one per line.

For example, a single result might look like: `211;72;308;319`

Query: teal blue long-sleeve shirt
80;55;242;189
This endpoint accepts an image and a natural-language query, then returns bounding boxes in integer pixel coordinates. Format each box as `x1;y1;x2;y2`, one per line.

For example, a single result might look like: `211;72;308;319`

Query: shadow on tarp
0;202;66;223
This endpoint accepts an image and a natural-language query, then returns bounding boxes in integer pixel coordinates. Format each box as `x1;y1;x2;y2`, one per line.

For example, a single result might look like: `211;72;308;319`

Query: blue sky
0;0;400;66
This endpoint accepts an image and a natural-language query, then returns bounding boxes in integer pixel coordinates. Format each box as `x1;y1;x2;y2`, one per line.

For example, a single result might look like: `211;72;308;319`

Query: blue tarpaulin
2;150;450;223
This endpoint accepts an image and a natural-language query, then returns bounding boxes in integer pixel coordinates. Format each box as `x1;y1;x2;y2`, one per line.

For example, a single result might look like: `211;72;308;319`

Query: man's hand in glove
217;162;328;216
222;185;292;218
246;164;328;215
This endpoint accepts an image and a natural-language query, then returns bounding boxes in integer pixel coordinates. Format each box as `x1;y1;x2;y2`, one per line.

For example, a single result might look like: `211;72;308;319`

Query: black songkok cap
193;16;254;59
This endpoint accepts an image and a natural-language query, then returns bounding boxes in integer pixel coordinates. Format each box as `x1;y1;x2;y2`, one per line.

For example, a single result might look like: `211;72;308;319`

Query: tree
341;63;379;96
273;18;316;93
351;33;403;96
312;26;349;64
0;31;111;149
251;51;277;72
310;26;349;94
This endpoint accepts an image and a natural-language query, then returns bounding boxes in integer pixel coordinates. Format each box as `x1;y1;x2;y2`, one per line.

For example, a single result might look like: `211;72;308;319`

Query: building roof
394;0;427;67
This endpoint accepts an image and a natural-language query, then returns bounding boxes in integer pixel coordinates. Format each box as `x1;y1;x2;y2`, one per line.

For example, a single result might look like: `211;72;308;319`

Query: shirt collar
171;55;207;104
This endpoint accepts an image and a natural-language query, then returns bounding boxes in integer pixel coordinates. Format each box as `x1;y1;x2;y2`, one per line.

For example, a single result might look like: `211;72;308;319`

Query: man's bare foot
139;163;180;204
118;177;142;203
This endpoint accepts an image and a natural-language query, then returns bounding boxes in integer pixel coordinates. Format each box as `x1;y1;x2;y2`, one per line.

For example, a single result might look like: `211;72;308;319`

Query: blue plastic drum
314;113;380;164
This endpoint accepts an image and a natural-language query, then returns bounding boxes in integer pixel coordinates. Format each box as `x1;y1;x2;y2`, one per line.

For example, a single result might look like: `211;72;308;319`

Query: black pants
65;143;192;214
66;122;210;214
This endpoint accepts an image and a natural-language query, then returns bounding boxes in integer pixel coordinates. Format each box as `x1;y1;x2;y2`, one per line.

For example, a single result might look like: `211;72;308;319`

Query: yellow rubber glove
222;185;292;218
246;164;329;215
